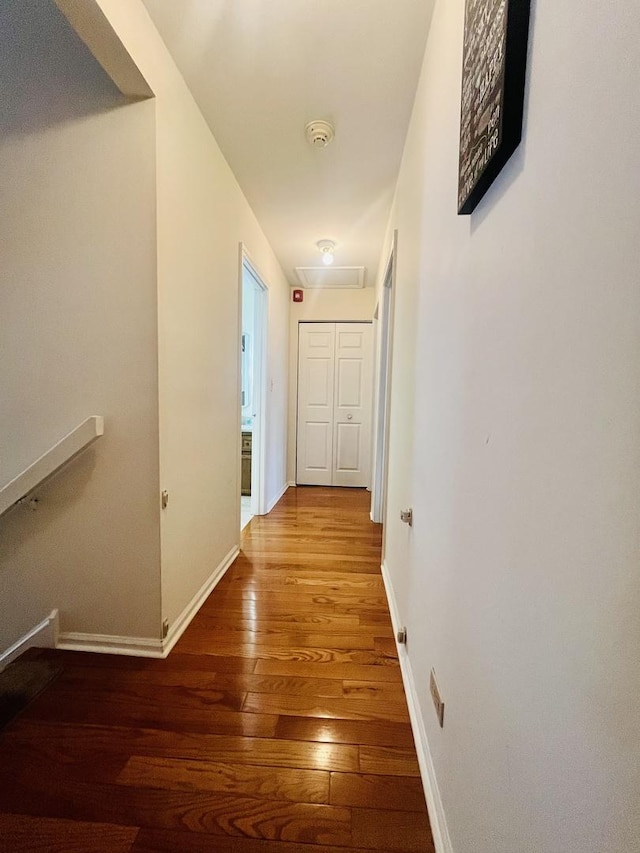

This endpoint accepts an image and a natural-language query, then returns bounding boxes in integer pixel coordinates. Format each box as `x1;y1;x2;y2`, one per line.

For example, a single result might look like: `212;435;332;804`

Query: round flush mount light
305;120;335;148
317;239;336;265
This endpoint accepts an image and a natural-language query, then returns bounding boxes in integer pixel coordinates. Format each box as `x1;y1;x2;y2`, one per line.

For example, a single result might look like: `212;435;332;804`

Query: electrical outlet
430;669;445;728
162;618;169;639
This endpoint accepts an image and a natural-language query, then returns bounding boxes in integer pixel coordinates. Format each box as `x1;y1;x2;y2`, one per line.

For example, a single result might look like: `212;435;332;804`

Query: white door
332;323;373;486
296;323;336;486
297;322;373;487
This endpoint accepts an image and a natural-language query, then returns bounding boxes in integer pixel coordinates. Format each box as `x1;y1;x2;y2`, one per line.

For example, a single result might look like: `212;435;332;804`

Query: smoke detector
305;120;335;148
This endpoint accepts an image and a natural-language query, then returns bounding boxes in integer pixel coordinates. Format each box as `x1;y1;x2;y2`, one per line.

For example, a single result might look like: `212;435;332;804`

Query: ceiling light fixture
305;120;335;148
317;239;336;265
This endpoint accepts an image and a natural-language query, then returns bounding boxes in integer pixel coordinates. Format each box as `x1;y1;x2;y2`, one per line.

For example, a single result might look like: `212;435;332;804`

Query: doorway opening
371;235;396;524
240;252;268;531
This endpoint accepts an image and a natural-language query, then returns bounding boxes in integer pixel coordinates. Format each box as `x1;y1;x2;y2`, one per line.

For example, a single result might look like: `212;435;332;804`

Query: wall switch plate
430;669;445;728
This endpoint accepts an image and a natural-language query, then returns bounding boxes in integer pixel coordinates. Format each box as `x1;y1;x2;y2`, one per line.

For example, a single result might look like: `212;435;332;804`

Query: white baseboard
162;544;239;656
57;632;164;658
0;609;59;672
381;561;454;853
267;482;289;513
287;481;297;487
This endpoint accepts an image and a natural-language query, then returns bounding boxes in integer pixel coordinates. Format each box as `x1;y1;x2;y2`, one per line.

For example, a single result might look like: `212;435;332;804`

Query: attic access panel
457;0;531;214
295;267;365;289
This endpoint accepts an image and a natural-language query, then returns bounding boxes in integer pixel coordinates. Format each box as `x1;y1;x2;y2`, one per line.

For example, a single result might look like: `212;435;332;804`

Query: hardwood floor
0;487;434;852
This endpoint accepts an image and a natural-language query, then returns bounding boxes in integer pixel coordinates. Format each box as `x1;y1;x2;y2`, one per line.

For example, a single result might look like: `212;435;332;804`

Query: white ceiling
142;0;434;286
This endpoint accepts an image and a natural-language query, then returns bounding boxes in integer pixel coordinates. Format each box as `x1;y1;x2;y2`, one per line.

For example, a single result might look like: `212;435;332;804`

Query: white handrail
0;416;104;518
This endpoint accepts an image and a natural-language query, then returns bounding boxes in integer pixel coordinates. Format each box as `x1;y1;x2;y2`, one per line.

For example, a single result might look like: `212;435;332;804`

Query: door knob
347;414;353;420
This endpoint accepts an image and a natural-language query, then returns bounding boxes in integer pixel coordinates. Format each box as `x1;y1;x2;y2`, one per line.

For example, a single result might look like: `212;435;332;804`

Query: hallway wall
381;2;640;852
1;0;290;656
96;0;291;634
0;0;161;651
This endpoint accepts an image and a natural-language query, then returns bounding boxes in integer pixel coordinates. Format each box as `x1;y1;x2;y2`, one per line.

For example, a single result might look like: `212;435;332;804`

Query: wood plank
373;637;398;659
342;681;407;701
275;717;416;750
2;720;359;772
0;745;128;785
282;574;385;591
224;563;382;576
329;773;426;812
211;571;383;584
196;609;388;624
31;649;257;674
191;614;362;629
132;828;379;853
56;667;219;690
212;672;345;698
174;640;397;667
243;693;410;724
20;693;278;738
183;631;378;651
210;591;389;608
54;678;246;712
0;779;352;845
219;566;384;586
351;808;434;852
0;813;138;853
356;612;397;627
216;555;382;571
118;756;330;804
57;664;395;696
358;746;421;777
255;660;402;683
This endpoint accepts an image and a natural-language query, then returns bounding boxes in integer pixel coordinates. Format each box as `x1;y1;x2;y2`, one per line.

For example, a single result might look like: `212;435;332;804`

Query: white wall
0;0;161;648
97;0;291;631
287;288;376;483
382;1;640;852
0;0;291;653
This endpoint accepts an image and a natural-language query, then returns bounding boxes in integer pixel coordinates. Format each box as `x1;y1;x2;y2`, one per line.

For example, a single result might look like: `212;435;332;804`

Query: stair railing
0;416;104;518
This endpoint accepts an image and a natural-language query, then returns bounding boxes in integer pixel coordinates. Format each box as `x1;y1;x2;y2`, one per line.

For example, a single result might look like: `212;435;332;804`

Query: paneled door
332;323;373;486
297;322;373;487
296;324;336;486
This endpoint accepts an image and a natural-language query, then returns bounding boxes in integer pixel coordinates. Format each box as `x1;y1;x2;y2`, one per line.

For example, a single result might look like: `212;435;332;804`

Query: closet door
297;322;373;487
332;323;373;487
296;323;336;485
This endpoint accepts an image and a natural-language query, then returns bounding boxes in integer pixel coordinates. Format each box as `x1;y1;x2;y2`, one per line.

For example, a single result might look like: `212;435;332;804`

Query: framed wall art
458;0;531;215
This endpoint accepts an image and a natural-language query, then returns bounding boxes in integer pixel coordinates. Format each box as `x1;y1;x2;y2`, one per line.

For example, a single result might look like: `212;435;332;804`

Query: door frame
371;231;397;524
238;245;269;522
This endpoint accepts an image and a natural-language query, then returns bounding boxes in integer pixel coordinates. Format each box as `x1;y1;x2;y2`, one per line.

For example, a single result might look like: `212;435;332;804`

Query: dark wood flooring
0;486;433;852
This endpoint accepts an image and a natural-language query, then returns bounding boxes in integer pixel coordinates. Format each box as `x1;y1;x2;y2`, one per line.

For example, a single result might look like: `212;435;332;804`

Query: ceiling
141;0;434;287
